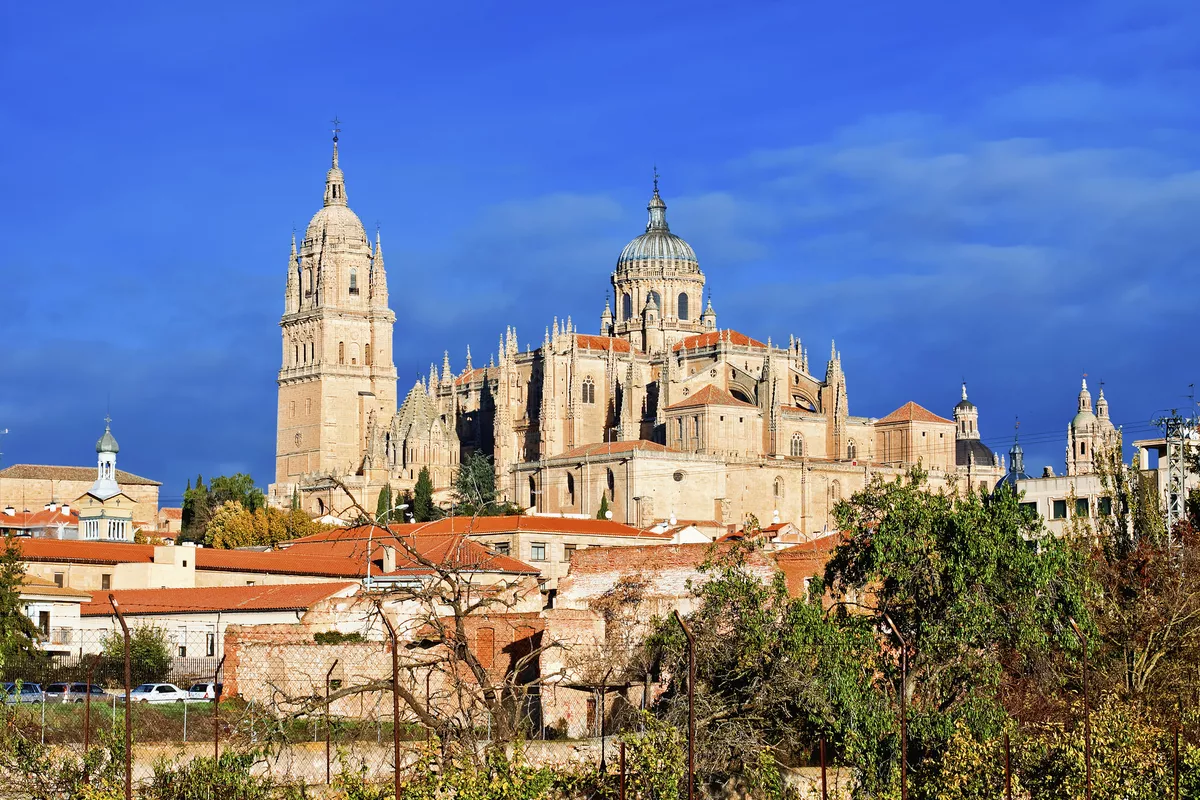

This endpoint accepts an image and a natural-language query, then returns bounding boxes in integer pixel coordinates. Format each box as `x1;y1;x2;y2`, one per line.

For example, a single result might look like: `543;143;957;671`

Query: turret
701;295;717;331
600;296;614;337
954;382;979;440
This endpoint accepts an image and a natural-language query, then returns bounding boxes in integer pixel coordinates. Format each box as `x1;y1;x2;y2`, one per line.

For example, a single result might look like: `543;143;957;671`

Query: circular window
682;388;690;396
710;368;717;377
673;471;685;482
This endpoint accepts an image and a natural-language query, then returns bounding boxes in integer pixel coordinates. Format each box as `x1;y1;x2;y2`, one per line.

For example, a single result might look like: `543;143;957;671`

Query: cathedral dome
617;184;697;270
304;203;368;247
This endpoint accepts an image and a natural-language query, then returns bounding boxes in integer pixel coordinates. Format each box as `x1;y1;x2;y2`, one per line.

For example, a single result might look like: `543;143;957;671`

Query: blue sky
2;0;1199;505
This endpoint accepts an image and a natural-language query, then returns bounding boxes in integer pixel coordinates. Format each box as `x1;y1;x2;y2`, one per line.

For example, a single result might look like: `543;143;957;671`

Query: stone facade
0;464;160;528
268;141;1003;529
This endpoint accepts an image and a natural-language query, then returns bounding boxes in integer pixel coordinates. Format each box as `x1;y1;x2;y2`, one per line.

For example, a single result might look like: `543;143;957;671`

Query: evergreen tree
291;486;300;511
0;533;40;666
414;468;436;522
375;484;394;523
597;494;610;520
453;451;497;515
181;474;210;543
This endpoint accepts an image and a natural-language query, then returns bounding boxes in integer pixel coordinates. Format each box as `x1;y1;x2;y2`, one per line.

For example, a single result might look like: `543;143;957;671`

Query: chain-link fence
0;626;652;796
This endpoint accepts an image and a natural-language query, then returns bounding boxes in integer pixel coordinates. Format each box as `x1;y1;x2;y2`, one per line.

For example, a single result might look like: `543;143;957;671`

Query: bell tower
274;127;397;494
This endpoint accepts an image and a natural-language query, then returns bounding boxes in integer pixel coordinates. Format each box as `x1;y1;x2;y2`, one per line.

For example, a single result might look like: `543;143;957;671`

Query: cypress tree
597;494;610;520
376;485;394;522
414;468;435;522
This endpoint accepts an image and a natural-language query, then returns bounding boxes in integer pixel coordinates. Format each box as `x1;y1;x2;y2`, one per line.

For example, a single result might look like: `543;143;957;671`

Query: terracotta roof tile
876;401;954;425
388;515;671;540
666;384;756;410
672;330;767;352
573;335;638;354
557;441;675;459
83;582;356;617
0;464;161;486
0;507;80;529
21;575;91;601
282;524;542;574
161;508;183;520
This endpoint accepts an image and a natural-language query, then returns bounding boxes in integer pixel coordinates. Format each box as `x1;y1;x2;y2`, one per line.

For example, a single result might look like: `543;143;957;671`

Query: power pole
1155;406;1197;547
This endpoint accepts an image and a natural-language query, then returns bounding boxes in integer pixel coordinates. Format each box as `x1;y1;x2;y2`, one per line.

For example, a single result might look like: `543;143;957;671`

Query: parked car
129;683;188;703
186;682;222;701
45;683;108;703
1;682;43;704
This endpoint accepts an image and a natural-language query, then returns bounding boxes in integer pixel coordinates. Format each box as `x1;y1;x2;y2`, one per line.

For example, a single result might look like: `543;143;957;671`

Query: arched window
529;476;537;508
294;344;299;364
606;468;615;500
349;268;359;295
365;343;371;366
677;418;684;442
774;477;784;499
831;480;842;501
350;343;359;365
678;293;689;320
566;473;576;506
848;440;857;460
622;293;632;320
647;291;661;312
1080;442;1087;455
582;377;595;404
339;342;345;365
790;433;804;457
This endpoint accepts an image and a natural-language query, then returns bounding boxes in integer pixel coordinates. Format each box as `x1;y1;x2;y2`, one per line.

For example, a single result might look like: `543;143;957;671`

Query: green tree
0;533;40;666
651;541;892;795
825;472;1091;792
596;494;610;520
453;451;496;515
291;486;301;511
375;484;394;523
208;473;265;512
414;467;436;522
180;474;210;543
103;624;172;684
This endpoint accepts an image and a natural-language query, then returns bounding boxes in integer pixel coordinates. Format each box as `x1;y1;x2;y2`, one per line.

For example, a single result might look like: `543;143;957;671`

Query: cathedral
269;135;1003;532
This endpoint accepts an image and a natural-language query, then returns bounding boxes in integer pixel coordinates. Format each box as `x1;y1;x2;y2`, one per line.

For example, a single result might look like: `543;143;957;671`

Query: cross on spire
331;115;341;142
653;164;660;193
103;413;112;427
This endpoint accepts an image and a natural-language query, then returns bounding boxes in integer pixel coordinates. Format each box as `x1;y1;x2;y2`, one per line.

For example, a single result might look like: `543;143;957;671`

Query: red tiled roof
83;582;356;617
390;515;672;540
672;330;767;352
0;464;161;486
877;401;954;425
455;367;487;386
282;524;541;575
0;507;80;529
574;335;637;354
161;508;183;520
557;441;674;459
21;575;92;601
773;536;843;596
7;539;156;565
666;384;756;410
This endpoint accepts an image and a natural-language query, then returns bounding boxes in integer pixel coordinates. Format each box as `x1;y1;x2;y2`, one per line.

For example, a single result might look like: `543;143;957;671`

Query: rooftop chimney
3;506;13;517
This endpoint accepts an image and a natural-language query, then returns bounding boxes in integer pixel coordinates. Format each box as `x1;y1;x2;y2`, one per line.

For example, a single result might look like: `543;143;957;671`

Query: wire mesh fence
0;627;651;796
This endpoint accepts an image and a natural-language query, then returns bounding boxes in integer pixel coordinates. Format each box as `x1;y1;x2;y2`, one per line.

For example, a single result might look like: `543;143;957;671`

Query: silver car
1;682;43;704
45;682;107;703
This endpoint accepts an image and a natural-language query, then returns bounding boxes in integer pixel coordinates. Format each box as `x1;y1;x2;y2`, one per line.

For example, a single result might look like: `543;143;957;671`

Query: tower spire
646;168;668;232
323;118;348;208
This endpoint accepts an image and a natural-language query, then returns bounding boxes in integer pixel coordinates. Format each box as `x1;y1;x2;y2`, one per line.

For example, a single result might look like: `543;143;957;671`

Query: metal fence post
820;737;828;800
673;610;695;800
380;610;401;800
83;653;101;785
619;740;626;800
212;655;226;763
108;594;132;800
326;658;339;785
